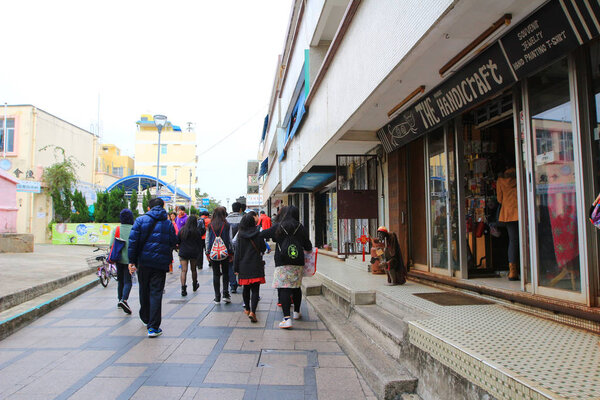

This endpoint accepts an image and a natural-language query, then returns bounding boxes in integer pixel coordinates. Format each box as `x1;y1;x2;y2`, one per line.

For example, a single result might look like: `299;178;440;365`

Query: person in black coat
260;206;312;329
205;207;233;304
234;213;266;322
177;215;202;297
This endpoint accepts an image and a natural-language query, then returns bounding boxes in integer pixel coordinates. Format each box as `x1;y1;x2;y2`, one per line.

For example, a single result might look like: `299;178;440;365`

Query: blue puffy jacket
128;206;177;271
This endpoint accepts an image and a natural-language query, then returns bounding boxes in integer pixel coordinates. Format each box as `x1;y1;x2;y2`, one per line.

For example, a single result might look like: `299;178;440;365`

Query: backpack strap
115;225;121;240
249;238;262;256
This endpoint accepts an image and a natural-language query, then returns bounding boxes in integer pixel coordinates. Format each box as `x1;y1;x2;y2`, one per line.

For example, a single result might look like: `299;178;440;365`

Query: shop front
379;0;600;308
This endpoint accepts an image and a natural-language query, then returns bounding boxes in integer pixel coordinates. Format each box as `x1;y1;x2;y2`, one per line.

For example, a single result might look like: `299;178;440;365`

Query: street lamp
153;114;168;195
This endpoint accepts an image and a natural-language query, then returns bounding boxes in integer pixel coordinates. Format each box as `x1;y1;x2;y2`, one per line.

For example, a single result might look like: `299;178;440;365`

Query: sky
0;0;292;206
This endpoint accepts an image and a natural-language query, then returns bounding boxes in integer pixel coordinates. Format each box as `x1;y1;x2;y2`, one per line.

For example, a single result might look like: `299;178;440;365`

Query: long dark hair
276;205;300;237
179;215;199;241
239;213;257;233
210;206;228;233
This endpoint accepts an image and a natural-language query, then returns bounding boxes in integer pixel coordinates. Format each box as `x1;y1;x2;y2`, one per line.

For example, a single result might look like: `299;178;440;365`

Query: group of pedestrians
109;198;311;337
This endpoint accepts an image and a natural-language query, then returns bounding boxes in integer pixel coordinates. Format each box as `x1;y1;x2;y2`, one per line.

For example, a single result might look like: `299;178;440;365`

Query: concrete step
308;294;418;400
0;265;97;312
351;305;409;361
344;255;369;272
0;273;98;340
376;288;432;321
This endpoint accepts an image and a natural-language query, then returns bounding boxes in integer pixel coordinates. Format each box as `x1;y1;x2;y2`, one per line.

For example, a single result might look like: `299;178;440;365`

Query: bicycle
87;246;118;287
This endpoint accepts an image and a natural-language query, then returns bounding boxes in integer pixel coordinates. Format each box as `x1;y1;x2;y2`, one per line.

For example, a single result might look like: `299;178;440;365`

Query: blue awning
261;115;269;142
259;158;268;176
105;174;191;201
286;90;307;144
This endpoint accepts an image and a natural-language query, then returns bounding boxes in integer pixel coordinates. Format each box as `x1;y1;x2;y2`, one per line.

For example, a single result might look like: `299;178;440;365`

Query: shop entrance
462;96;520;287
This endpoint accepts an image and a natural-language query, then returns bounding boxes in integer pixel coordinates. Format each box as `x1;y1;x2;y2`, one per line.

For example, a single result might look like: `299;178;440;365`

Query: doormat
413;292;494;306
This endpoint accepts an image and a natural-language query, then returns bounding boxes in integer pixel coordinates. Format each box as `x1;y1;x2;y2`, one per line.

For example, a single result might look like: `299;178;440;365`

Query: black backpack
277;224;305;265
197;217;207;237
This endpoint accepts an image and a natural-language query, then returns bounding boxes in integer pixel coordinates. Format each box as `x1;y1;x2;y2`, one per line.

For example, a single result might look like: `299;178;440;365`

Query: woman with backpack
261;205;312;329
234;213;266;322
177;215;202;297
109;209;135;315
205;206;233;304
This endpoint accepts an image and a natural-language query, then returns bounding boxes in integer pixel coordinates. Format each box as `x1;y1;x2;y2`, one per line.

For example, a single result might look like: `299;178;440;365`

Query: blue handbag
108;226;126;264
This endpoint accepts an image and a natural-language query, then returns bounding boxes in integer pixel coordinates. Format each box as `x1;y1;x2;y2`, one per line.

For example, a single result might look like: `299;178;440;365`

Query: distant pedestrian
261;205;312;329
226;202;244;293
206;206;233;304
178;215;202;296
175;206;188;231
257;211;272;231
234;213;266;322
128;198;177;337
110;208;135;315
168;211;178;274
197;211;211;269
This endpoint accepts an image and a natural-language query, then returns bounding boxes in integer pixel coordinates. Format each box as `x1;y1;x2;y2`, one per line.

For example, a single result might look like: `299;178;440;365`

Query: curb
0;266;97;312
0;278;99;340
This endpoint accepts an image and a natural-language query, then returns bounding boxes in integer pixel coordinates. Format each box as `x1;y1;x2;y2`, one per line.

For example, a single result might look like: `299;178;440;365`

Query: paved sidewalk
0;244;97;302
0;253;375;400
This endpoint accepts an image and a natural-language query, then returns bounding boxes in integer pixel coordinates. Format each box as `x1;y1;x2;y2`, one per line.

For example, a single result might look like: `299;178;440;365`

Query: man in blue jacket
128;198;177;337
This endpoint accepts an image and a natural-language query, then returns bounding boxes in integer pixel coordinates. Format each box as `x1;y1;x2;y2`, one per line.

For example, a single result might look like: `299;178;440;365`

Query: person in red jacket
257;211;272;231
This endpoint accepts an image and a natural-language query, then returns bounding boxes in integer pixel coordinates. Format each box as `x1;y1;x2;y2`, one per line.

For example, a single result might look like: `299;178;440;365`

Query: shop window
0;118;15;153
160;166;167;176
112;167;123;177
528;57;581;292
428;129;448;269
161;144;167;154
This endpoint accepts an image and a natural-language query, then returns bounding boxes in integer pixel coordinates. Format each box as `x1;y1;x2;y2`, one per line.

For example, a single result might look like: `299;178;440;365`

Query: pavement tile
160;318;195;337
259;366;304;385
203;370;250;384
145;364;201;386
295;341;342;353
0;350;24;365
318;354;354;368
181;387;245;400
253;388;305;400
258;352;308;368
68;377;135;400
310;330;335;341
171;304;207;318
97;365;147;378
116;338;183;363
130;385;187;400
241;338;296;351
211;353;259;373
315;368;364;398
13;368;88;395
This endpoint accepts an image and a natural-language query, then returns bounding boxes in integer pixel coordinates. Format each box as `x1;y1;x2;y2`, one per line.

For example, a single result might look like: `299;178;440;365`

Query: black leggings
242;282;261;313
280;288;302;318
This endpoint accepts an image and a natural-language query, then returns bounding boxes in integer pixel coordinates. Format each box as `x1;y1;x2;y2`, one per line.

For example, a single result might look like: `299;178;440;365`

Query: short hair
240;203;247;212
231;202;242;212
178;206;186;212
260;211;265;214
201;211;210;216
149;197;164;209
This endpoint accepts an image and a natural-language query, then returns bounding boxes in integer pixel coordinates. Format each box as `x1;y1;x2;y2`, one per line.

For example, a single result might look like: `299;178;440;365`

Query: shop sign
52;223;119;245
499;0;581;80
16;180;41;193
378;0;600;153
378;43;515;151
202;197;210;206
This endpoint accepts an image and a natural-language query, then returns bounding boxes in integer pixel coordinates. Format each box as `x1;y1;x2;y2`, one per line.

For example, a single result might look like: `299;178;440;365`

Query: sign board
51;223;119;245
245;194;263;206
159;195;171;202
16;180;41;193
378;0;600;153
202;198;210;206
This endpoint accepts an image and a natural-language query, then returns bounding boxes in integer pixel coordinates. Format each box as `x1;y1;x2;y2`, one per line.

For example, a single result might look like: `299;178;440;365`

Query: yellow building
1;105;99;243
95;144;134;188
135;115;197;202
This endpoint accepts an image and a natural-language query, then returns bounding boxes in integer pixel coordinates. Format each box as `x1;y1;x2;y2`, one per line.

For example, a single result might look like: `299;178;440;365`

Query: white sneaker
293;311;302;320
223;296;231;304
279;318;293;329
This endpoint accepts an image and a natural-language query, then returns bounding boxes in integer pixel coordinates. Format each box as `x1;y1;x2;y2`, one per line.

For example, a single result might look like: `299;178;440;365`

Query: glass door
525;57;586;302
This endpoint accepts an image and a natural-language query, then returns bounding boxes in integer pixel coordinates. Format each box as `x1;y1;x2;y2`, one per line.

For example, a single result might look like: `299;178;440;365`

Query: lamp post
153;114;167;195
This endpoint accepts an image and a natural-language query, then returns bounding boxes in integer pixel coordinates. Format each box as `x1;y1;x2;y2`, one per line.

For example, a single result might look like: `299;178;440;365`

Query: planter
51;223;119;245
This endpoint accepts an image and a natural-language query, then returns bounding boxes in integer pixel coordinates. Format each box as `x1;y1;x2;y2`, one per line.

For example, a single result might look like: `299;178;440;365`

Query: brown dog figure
376;226;407;285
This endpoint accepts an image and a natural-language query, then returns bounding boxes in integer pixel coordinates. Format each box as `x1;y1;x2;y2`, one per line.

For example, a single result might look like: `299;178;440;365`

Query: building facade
135;114;197;202
95;143;134;189
0;105;99;243
259;0;600;312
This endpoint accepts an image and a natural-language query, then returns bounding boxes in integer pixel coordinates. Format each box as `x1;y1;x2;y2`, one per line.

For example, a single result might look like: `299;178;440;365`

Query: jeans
211;259;230;300
116;262;132;301
506;221;519;264
243;282;261;313
229;264;238;291
138;266;166;330
280;287;302;318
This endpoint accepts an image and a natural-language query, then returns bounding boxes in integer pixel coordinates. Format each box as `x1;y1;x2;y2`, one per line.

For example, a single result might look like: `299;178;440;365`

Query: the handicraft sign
378;0;600;153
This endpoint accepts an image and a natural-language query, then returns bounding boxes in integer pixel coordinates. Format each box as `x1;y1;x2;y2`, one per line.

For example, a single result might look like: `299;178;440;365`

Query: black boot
193;281;200;292
181;285;187;297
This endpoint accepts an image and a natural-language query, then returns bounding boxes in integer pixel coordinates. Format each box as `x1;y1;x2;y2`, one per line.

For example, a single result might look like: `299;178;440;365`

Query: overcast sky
1;0;292;206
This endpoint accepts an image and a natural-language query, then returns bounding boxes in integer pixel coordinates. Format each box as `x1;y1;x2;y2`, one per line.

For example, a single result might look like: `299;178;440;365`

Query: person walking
497;163;520;281
128;198;177;337
175;206;188;232
206;206;233;304
197;211;211;269
234;213;266;323
168;211;178;274
261;205;312;329
110;208;135;315
257;211;272;231
178;215;202;296
226;202;244;293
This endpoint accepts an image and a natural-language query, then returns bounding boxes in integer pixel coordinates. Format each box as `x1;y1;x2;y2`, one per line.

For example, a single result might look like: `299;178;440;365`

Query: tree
194;188;221;214
93;191;108;223
71;190;90;223
190;205;199;216
106;188;127;222
40;145;84;223
142;189;152;213
129;189;140;219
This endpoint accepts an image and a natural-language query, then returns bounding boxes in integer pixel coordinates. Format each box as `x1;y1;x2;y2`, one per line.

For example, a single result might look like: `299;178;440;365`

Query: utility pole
173;168;178;210
189;169;192;208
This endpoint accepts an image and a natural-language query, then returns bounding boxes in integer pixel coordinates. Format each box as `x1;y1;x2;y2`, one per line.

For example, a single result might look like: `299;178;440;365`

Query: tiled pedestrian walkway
0;254;375;400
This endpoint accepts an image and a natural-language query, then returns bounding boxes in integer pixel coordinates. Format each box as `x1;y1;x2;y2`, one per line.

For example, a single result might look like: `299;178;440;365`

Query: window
161;166;167;176
0;118;15;153
161;144;167;154
112;167;123;177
